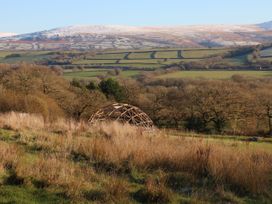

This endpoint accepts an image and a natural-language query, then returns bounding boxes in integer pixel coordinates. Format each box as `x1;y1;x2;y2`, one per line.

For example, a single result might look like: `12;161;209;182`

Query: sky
1;0;272;34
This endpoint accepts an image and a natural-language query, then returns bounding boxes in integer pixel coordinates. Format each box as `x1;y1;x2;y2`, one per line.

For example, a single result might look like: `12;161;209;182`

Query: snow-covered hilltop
0;33;16;38
1;21;272;50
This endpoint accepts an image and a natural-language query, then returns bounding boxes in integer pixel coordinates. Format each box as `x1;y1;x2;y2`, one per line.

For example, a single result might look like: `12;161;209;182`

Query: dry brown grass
0;112;45;131
73;122;272;195
0;142;22;173
15;154;95;198
0;112;271;198
135;175;173;203
0;111;89;133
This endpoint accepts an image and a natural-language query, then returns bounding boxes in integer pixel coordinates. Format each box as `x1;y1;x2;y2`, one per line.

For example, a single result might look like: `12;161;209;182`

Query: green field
63;69;108;79
119;59;160;64
1;47;272;71
0;51;54;63
87;53;125;59
0;47;254;69
63;69;142;80
182;49;231;58
64;69;272;81
157;71;272;79
155;51;178;58
128;52;151;59
260;47;272;57
74;59;118;65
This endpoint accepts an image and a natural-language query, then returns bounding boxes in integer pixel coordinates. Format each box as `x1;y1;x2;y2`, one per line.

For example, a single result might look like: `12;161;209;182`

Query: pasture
157;70;272;79
63;69;142;80
73;48;233;68
63;69;272;80
0;47;268;70
1;47;272;72
260;47;272;57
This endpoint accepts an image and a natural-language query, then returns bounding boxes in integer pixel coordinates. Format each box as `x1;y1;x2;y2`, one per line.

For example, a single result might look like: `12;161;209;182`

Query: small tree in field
256;89;272;136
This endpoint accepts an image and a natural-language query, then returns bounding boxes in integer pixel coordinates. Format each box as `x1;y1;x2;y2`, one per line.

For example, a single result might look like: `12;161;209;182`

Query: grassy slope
0;51;54;63
63;70;107;80
182;49;231;58
0;48;236;69
0;113;271;203
2;47;265;70
155;51;178;58
0;186;69;204
260;47;272;57
77;48;232;68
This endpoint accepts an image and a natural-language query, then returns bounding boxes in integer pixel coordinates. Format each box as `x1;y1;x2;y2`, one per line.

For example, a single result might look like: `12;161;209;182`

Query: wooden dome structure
89;103;154;128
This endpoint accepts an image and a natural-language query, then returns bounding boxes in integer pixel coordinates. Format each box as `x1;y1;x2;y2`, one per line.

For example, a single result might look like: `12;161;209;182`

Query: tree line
0;63;271;136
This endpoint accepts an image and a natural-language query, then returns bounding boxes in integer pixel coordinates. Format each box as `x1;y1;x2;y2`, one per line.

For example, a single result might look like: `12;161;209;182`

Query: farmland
71;48;234;68
260;47;272;57
0;48;236;69
156;70;272;79
2;46;272;82
63;69;272;80
63;69;142;80
1;46;272;72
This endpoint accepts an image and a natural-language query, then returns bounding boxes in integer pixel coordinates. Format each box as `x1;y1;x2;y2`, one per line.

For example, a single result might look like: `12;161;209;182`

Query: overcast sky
1;0;272;33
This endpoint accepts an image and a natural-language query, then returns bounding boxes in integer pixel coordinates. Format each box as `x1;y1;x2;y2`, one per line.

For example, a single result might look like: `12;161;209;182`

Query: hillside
1;45;272;72
258;21;272;30
0;112;271;203
1;21;272;50
0;64;272;203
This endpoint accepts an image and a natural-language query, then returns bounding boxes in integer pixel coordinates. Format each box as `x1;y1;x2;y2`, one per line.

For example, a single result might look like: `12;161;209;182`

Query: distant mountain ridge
1;21;272;50
258;21;272;30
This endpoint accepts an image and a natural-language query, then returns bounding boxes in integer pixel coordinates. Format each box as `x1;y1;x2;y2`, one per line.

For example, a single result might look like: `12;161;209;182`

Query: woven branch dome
89;103;154;128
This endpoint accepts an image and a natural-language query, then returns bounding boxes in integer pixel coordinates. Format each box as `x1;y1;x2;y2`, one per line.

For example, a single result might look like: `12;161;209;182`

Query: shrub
99;78;126;101
134;177;173;203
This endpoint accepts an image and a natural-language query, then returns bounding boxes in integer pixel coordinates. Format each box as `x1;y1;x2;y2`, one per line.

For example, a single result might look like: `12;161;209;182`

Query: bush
184;116;208;133
5;54;21;59
134;177;173;203
99;78;126;102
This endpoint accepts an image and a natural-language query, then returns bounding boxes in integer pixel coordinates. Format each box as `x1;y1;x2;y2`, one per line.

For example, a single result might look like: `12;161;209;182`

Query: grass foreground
0;112;271;203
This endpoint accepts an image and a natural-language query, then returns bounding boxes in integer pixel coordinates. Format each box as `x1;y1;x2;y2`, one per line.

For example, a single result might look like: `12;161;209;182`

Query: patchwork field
1;46;272;73
0;48;236;69
73;48;233;68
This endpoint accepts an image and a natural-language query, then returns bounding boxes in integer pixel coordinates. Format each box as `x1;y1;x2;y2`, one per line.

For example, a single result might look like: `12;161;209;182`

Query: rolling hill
1;21;272;50
0;33;16;38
